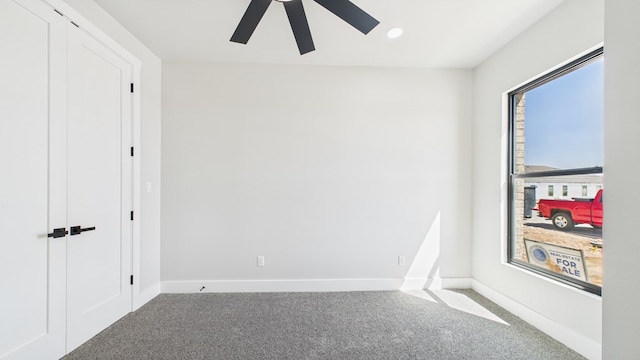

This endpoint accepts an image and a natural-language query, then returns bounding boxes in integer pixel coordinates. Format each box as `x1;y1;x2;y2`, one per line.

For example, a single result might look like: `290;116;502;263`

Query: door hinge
54;9;64;17
130;211;134;221
130;147;134;157
130;83;134;93
130;275;134;285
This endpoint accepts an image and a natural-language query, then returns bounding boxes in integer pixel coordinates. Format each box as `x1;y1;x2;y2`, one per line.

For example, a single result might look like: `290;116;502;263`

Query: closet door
65;24;133;352
0;0;67;359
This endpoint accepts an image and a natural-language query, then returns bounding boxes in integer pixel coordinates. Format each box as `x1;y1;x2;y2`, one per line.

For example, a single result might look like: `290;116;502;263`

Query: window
508;48;603;295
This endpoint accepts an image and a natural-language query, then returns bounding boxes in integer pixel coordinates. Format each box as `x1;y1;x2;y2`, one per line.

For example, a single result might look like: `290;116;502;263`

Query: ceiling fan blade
230;0;272;44
313;0;379;34
284;0;315;55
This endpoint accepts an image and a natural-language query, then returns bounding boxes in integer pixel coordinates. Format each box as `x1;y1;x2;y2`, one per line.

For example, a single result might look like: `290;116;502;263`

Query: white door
65;24;133;352
0;0;67;359
1;1;134;357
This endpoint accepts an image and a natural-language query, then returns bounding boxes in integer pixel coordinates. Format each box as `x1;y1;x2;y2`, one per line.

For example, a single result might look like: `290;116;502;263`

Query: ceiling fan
230;0;380;55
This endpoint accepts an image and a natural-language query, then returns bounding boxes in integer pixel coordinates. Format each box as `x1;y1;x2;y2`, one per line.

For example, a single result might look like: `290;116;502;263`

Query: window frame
506;48;603;296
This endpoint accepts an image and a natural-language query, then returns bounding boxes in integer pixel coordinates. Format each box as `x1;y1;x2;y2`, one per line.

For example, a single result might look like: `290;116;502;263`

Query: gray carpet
63;290;585;360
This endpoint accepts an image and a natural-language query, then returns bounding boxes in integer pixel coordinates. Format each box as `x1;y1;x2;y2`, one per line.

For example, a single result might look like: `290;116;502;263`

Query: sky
523;58;603;169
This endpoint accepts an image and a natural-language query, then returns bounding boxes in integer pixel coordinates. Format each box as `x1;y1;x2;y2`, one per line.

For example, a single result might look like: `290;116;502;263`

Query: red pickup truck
536;189;603;231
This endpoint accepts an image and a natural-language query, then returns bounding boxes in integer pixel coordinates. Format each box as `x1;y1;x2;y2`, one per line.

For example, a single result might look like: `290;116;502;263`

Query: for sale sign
524;240;588;282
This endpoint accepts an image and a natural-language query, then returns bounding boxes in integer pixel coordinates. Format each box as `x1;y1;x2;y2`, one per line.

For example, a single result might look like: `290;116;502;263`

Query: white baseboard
162;279;400;293
161;277;472;294
471;280;601;360
441;277;473;289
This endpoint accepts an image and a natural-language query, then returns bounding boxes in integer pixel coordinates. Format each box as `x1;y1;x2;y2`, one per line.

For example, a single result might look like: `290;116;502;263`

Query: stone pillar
513;93;527;261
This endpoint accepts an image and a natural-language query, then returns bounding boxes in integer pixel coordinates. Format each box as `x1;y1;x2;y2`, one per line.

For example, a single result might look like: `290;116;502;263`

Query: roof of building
523;165;603;184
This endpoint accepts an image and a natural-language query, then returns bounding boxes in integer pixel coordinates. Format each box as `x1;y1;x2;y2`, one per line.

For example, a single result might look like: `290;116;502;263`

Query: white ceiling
94;0;565;68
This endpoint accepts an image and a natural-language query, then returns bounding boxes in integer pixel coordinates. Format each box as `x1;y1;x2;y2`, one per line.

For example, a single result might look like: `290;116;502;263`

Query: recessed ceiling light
387;27;403;39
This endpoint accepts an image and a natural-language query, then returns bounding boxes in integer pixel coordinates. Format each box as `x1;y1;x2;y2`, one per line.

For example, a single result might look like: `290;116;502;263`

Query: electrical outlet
398;256;406;266
257;256;265;267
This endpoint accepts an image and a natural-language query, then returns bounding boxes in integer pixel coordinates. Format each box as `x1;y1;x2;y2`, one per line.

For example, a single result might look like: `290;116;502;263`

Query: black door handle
70;226;96;236
48;228;68;238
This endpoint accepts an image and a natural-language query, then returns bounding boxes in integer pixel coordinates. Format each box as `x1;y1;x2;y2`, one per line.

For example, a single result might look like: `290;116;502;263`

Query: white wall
602;0;640;358
471;0;603;359
161;62;472;292
52;0;162;308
